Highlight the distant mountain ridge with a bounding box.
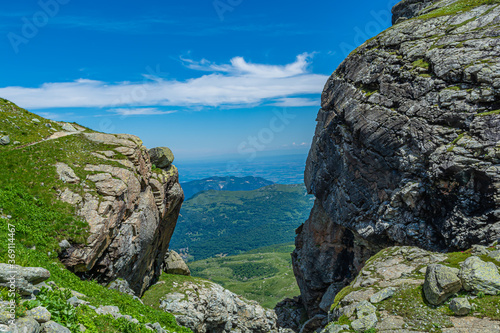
[181,176,274,199]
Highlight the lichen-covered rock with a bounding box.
[320,323,349,333]
[41,321,71,333]
[12,316,40,333]
[154,278,284,333]
[58,132,184,296]
[61,123,78,132]
[149,147,174,169]
[449,297,471,316]
[423,264,462,305]
[369,287,396,303]
[55,163,80,184]
[0,135,10,145]
[488,250,500,261]
[27,306,51,323]
[351,301,377,332]
[107,278,136,296]
[163,250,191,276]
[294,0,500,317]
[458,256,500,295]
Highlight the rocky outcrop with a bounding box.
[294,0,500,318]
[152,278,292,333]
[323,246,500,332]
[163,250,191,276]
[58,132,183,296]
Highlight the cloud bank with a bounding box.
[0,53,326,110]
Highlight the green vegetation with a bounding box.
[0,99,62,149]
[360,85,379,97]
[170,184,313,261]
[419,0,500,19]
[188,243,299,308]
[0,100,190,332]
[142,274,213,309]
[412,59,430,70]
[378,285,453,332]
[474,109,500,117]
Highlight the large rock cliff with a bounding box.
[57,132,183,296]
[293,0,500,318]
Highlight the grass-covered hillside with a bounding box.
[0,99,190,332]
[170,184,314,261]
[188,243,299,309]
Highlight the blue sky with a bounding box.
[0,0,396,161]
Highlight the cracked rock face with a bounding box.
[155,279,289,333]
[294,0,500,317]
[58,133,183,296]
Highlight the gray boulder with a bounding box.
[423,264,462,305]
[321,323,350,333]
[459,256,500,295]
[61,123,78,132]
[449,298,471,316]
[488,250,500,262]
[156,279,282,333]
[163,250,190,276]
[12,317,41,333]
[149,147,174,169]
[41,320,71,333]
[0,264,50,296]
[471,245,489,256]
[369,287,396,303]
[0,136,10,145]
[107,279,136,296]
[351,301,378,332]
[54,163,80,184]
[27,306,51,323]
[67,296,89,307]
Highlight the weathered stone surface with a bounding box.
[107,278,136,296]
[12,317,41,333]
[0,264,50,296]
[488,250,500,262]
[149,147,174,169]
[55,163,79,184]
[163,250,190,276]
[423,264,462,305]
[370,287,396,303]
[27,306,51,323]
[41,320,71,333]
[275,297,308,332]
[156,279,283,333]
[61,123,78,132]
[0,135,10,145]
[66,296,89,307]
[449,297,471,316]
[320,323,350,333]
[294,0,500,319]
[58,132,184,296]
[299,314,327,333]
[458,256,500,295]
[391,0,440,24]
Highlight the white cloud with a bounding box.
[106,108,177,116]
[0,54,326,110]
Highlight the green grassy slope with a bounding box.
[170,184,314,261]
[0,99,190,332]
[188,243,299,309]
